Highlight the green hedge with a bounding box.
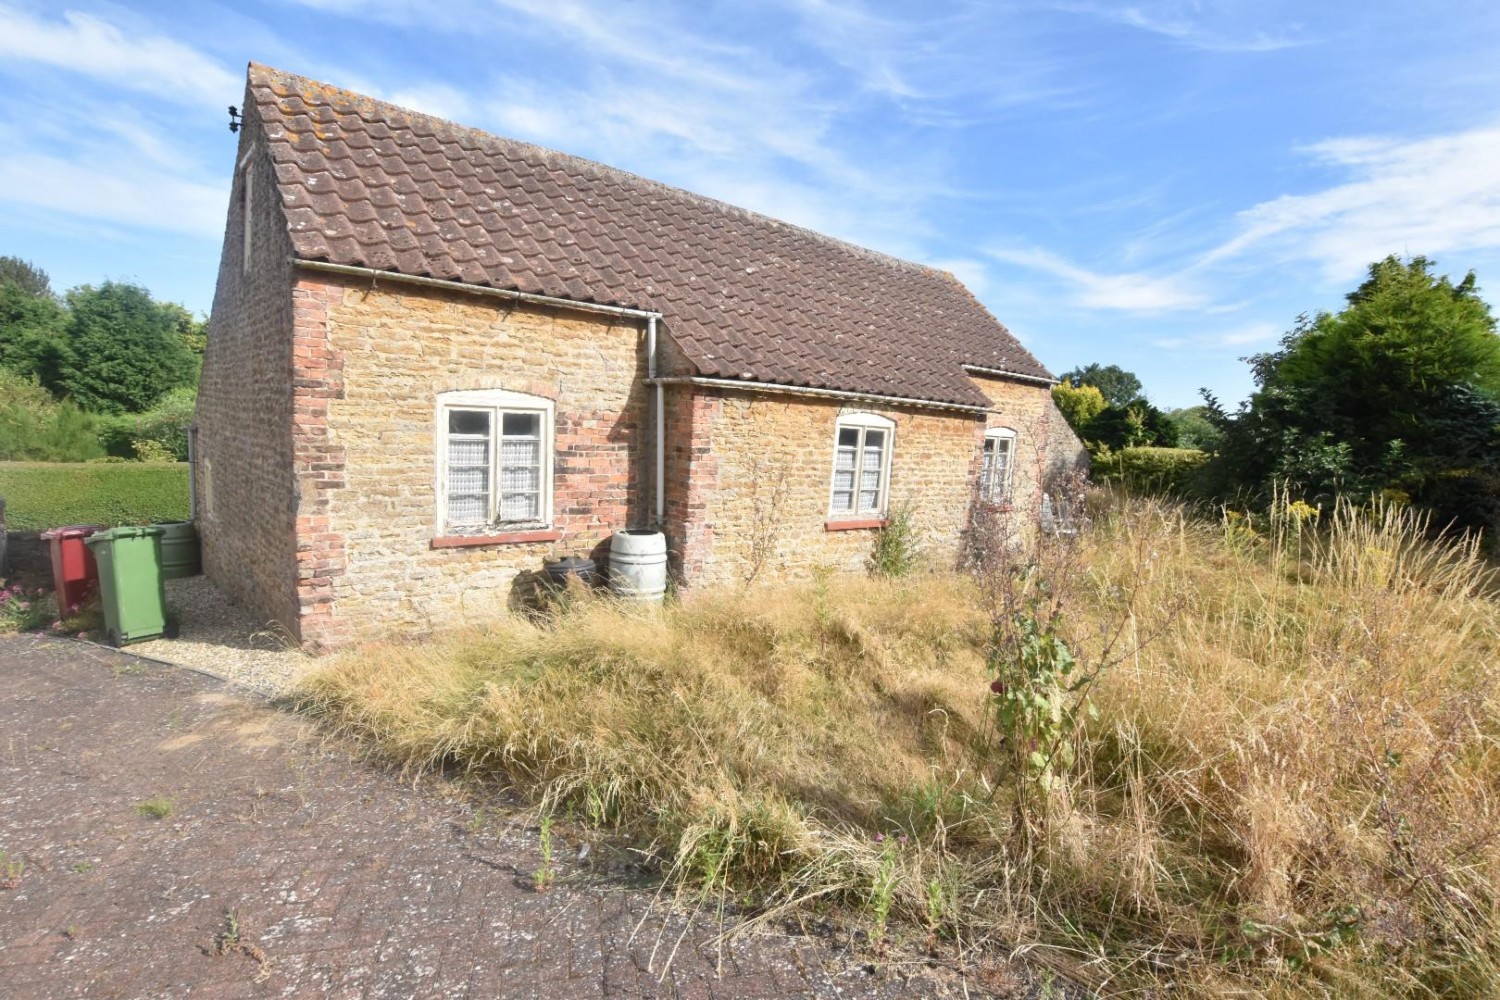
[1096,447,1209,497]
[0,462,190,531]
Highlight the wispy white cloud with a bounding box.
[1202,124,1500,281]
[1058,1,1311,52]
[987,246,1206,312]
[0,151,223,236]
[925,257,991,297]
[0,5,239,106]
[772,0,1083,111]
[385,82,476,124]
[287,0,922,237]
[1151,322,1280,350]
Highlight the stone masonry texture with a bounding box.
[309,274,653,643]
[194,92,302,636]
[668,376,1085,589]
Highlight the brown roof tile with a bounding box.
[247,64,1054,407]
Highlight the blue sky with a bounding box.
[3,1,1499,408]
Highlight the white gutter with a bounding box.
[648,376,992,415]
[293,260,662,322]
[647,316,664,526]
[962,364,1059,387]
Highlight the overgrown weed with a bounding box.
[296,494,1500,996]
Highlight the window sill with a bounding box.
[980,501,1014,513]
[432,529,561,548]
[825,517,889,532]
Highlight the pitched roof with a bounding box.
[247,64,1054,408]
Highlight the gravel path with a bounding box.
[128,575,314,698]
[0,635,993,998]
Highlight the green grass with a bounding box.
[134,797,175,820]
[0,461,189,531]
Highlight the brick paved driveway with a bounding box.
[0,635,1021,999]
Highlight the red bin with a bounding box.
[40,525,102,616]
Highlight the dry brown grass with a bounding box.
[295,496,1500,996]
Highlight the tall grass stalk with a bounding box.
[297,496,1500,995]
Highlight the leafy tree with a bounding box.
[56,282,199,413]
[1053,370,1178,450]
[1059,363,1144,407]
[1051,381,1107,436]
[1165,406,1223,452]
[1209,255,1500,532]
[0,281,67,385]
[160,301,207,357]
[0,255,53,298]
[1089,400,1180,450]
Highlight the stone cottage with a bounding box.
[195,64,1086,649]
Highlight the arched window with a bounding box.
[435,389,555,532]
[828,412,894,517]
[980,428,1016,503]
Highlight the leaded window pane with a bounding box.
[447,494,487,523]
[446,410,491,524]
[503,412,540,438]
[500,437,539,468]
[498,414,543,523]
[500,491,539,521]
[831,422,889,516]
[449,410,490,436]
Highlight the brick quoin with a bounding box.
[290,277,350,651]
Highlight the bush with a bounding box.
[0,372,104,462]
[869,501,920,576]
[97,388,196,461]
[1095,446,1208,497]
[0,462,189,531]
[129,388,195,461]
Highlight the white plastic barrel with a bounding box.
[608,529,667,602]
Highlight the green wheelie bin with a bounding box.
[85,526,174,647]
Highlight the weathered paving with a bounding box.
[0,635,1025,998]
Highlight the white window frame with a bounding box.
[434,389,555,533]
[827,412,895,518]
[980,428,1016,504]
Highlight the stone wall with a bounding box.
[670,376,1084,588]
[672,389,985,588]
[193,99,301,634]
[3,532,48,581]
[970,373,1088,510]
[300,276,650,643]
